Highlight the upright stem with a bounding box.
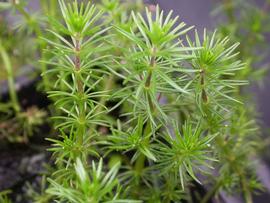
[201,181,222,203]
[200,69,208,103]
[145,48,156,111]
[239,170,253,203]
[135,47,156,174]
[40,0,57,17]
[214,136,253,203]
[0,41,20,113]
[49,0,58,17]
[134,120,152,173]
[74,37,86,146]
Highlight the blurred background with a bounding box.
[151,0,270,130]
[154,1,270,202]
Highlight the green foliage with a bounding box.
[0,30,47,142]
[40,0,264,202]
[43,0,109,163]
[47,158,140,203]
[111,5,195,127]
[107,116,157,161]
[186,30,247,115]
[155,121,218,189]
[0,0,266,202]
[212,0,270,84]
[0,191,12,203]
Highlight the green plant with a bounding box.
[0,190,12,203]
[40,1,265,203]
[209,1,270,202]
[0,16,35,82]
[212,0,270,84]
[0,37,47,142]
[0,0,54,142]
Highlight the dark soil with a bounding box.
[0,78,52,202]
[0,143,50,202]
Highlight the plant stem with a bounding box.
[239,170,253,203]
[40,0,57,17]
[134,120,152,173]
[144,48,156,111]
[49,0,58,17]
[134,47,156,174]
[0,41,20,113]
[200,69,208,103]
[74,37,85,146]
[201,181,222,203]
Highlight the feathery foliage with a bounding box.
[39,0,264,202]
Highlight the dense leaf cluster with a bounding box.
[0,0,265,202]
[39,1,265,202]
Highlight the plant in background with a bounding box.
[207,0,270,202]
[0,0,58,142]
[213,0,270,83]
[41,1,264,203]
[0,16,35,82]
[0,36,47,142]
[0,0,61,90]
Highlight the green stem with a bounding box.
[74,38,85,146]
[134,154,146,174]
[201,181,222,203]
[134,120,152,173]
[40,0,48,15]
[215,136,253,203]
[134,47,156,174]
[49,0,58,17]
[40,0,57,17]
[239,171,253,203]
[0,41,20,113]
[200,69,208,103]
